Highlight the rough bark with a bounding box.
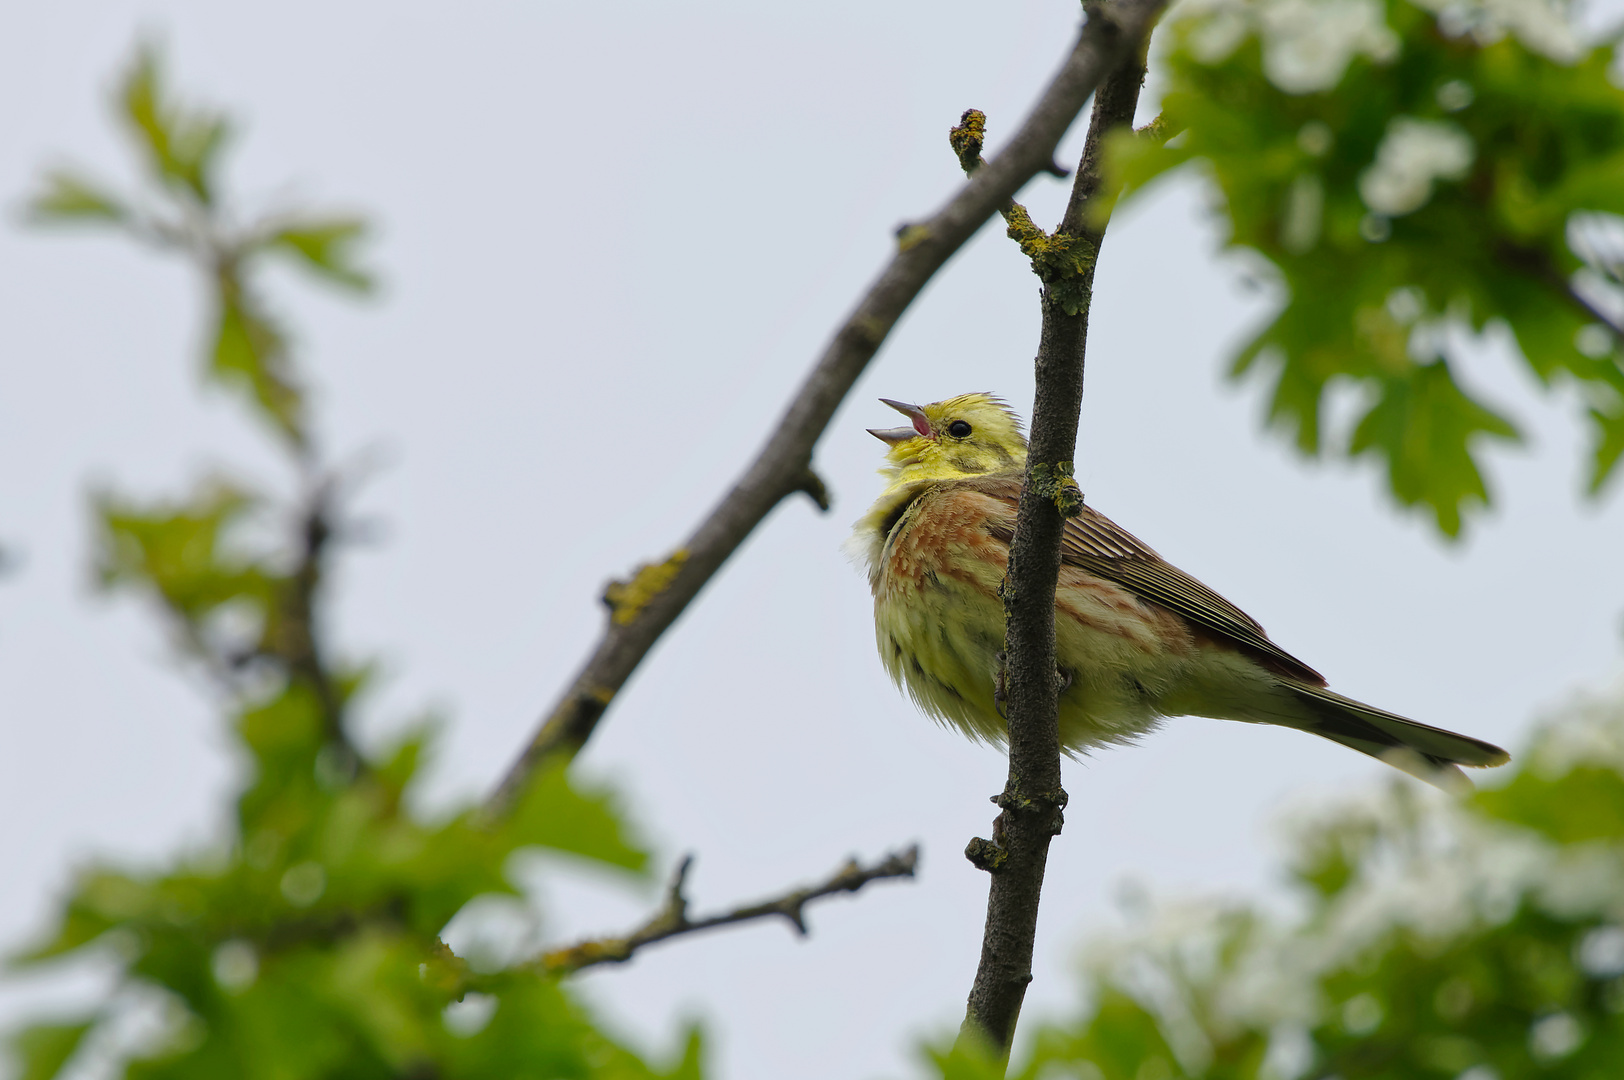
[958,8,1154,1053]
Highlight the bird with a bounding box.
[847,392,1509,791]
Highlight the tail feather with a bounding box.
[1284,684,1509,793]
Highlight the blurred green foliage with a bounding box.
[1111,0,1624,535]
[18,8,1624,1078]
[9,47,704,1080]
[926,687,1624,1079]
[30,44,373,449]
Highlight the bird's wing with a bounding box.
[969,473,1327,686]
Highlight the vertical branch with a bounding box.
[484,0,1169,819]
[959,6,1153,1055]
[274,478,360,765]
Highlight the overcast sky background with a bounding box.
[4,2,1624,1078]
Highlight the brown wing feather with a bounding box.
[964,472,1326,686]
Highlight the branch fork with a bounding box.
[487,0,1172,819]
[957,1,1161,1054]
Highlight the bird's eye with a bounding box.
[947,420,973,438]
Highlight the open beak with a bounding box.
[868,398,932,444]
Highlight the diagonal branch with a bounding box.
[1496,238,1624,343]
[278,480,349,748]
[957,1,1158,1055]
[1565,279,1624,342]
[485,0,1170,817]
[532,846,919,976]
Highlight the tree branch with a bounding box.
[485,0,1169,817]
[278,480,352,751]
[958,4,1156,1055]
[532,846,919,976]
[1496,238,1624,343]
[1566,280,1624,342]
[950,108,1052,245]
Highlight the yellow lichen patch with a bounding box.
[950,108,987,173]
[1029,461,1082,517]
[603,549,689,625]
[539,936,631,975]
[1002,203,1050,259]
[896,224,933,252]
[998,206,1099,315]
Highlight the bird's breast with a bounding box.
[879,489,1009,597]
[866,485,1199,751]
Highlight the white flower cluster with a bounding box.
[1173,0,1584,98]
[1174,0,1399,93]
[1076,683,1624,1072]
[1524,678,1624,779]
[1411,0,1582,64]
[1358,116,1475,216]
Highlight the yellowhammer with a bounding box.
[849,392,1508,790]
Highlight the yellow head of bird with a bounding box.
[868,393,1028,486]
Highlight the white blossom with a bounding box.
[1173,0,1399,93]
[1358,117,1475,216]
[1412,0,1582,64]
[1074,685,1624,1041]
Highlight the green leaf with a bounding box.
[26,37,709,1080]
[374,720,436,802]
[923,1032,1007,1080]
[1477,765,1624,843]
[95,481,275,629]
[665,1026,707,1080]
[1589,399,1624,493]
[10,1020,95,1080]
[1095,124,1196,229]
[1069,992,1184,1080]
[444,978,705,1079]
[209,276,305,444]
[1123,0,1624,535]
[1348,360,1519,537]
[27,170,127,224]
[264,218,375,293]
[500,760,646,872]
[120,43,229,204]
[8,868,162,969]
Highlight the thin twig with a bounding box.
[484,0,1169,818]
[273,477,366,773]
[533,846,920,976]
[957,2,1157,1056]
[1567,282,1624,341]
[950,109,1050,231]
[1496,239,1624,342]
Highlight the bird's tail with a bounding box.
[1283,684,1510,794]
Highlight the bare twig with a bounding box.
[950,108,1056,264]
[533,846,920,976]
[271,478,364,771]
[1566,282,1624,342]
[485,0,1169,817]
[1496,239,1624,342]
[957,3,1157,1055]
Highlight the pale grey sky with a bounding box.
[3,3,1624,1079]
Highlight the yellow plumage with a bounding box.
[849,393,1509,789]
